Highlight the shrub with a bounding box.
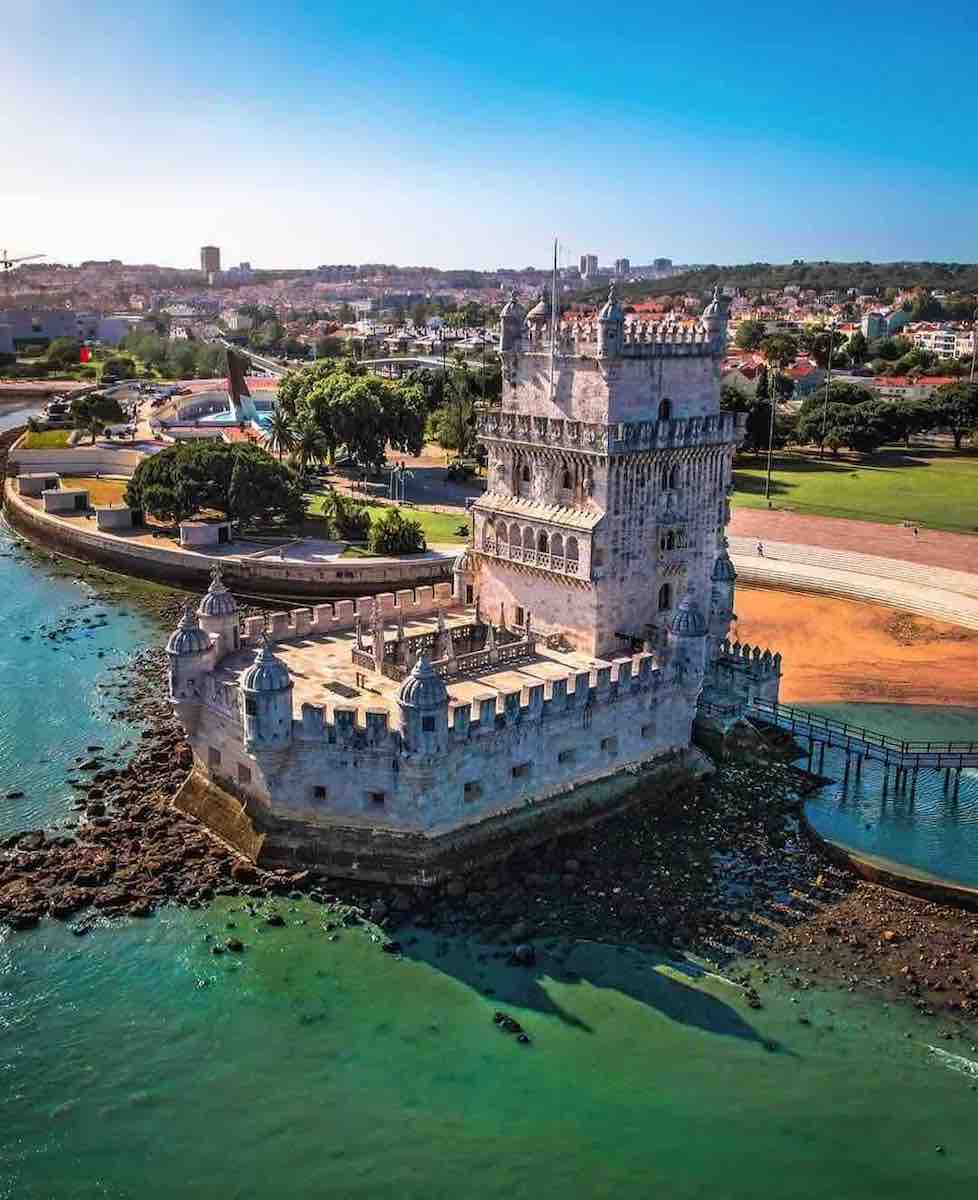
[368,507,426,555]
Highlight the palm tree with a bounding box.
[759,334,798,502]
[265,408,297,461]
[294,419,329,473]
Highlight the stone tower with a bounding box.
[473,283,739,658]
[197,565,239,658]
[240,636,294,752]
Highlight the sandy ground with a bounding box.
[732,586,978,706]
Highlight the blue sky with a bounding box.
[5,0,978,269]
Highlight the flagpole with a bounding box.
[548,237,558,401]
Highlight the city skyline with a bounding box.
[6,1,978,270]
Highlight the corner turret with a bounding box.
[701,285,730,354]
[498,289,525,353]
[241,635,293,752]
[597,283,624,359]
[166,605,215,700]
[709,537,737,651]
[197,565,239,659]
[397,654,449,756]
[668,587,708,700]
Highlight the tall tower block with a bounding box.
[472,285,741,658]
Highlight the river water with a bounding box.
[3,519,978,1196]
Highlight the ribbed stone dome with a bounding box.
[703,285,725,318]
[242,637,291,693]
[198,566,237,618]
[670,590,707,637]
[711,548,736,583]
[500,289,524,319]
[167,607,210,656]
[598,283,623,322]
[525,292,551,324]
[398,655,448,709]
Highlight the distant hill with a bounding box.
[580,262,978,302]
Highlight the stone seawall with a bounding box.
[3,478,453,598]
[175,750,710,885]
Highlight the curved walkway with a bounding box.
[731,538,978,631]
[729,508,977,575]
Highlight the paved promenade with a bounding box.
[730,537,978,632]
[729,508,977,575]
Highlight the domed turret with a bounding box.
[198,565,240,657]
[670,589,707,638]
[525,290,551,327]
[597,283,624,359]
[242,636,291,693]
[711,542,736,583]
[167,605,210,657]
[701,285,729,350]
[166,606,214,701]
[241,636,293,751]
[397,655,449,755]
[498,289,525,353]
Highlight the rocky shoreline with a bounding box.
[1,524,977,1041]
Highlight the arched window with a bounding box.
[497,523,508,545]
[482,520,494,549]
[537,530,549,553]
[561,469,572,490]
[551,533,564,558]
[509,522,520,547]
[520,464,531,483]
[522,526,535,550]
[661,465,671,491]
[669,464,681,490]
[566,536,579,562]
[665,531,675,551]
[658,583,672,611]
[658,398,672,421]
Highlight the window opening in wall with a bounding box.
[463,781,483,802]
[558,747,577,764]
[368,791,386,806]
[313,785,327,801]
[465,584,474,604]
[561,470,572,489]
[512,762,531,779]
[208,747,221,767]
[514,606,525,628]
[601,735,619,754]
[520,465,530,482]
[658,582,672,611]
[238,763,252,785]
[658,398,672,420]
[245,697,257,715]
[641,723,654,738]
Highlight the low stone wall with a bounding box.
[9,446,145,477]
[4,478,453,597]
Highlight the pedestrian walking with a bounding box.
[756,541,764,557]
[912,526,919,539]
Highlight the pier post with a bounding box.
[944,767,951,793]
[843,755,851,787]
[855,755,863,781]
[882,764,890,800]
[817,742,825,774]
[953,769,962,800]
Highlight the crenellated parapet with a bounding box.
[717,639,782,681]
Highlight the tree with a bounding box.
[266,408,297,460]
[46,337,82,369]
[806,327,847,370]
[126,442,304,528]
[932,382,978,450]
[294,418,329,472]
[754,364,769,402]
[101,355,136,382]
[733,319,765,351]
[368,507,426,555]
[847,330,869,364]
[759,334,798,498]
[317,491,371,540]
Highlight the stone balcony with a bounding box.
[476,409,741,456]
[481,538,582,578]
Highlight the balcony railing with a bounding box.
[482,539,581,576]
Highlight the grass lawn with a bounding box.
[732,447,978,534]
[306,495,469,550]
[22,430,73,449]
[60,476,129,506]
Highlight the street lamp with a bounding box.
[970,304,978,384]
[818,321,837,459]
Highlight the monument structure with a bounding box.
[167,288,780,881]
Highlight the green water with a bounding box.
[3,531,978,1196]
[804,703,978,889]
[5,903,978,1199]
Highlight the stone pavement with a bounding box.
[730,508,977,575]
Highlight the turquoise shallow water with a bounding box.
[803,703,978,889]
[3,534,978,1196]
